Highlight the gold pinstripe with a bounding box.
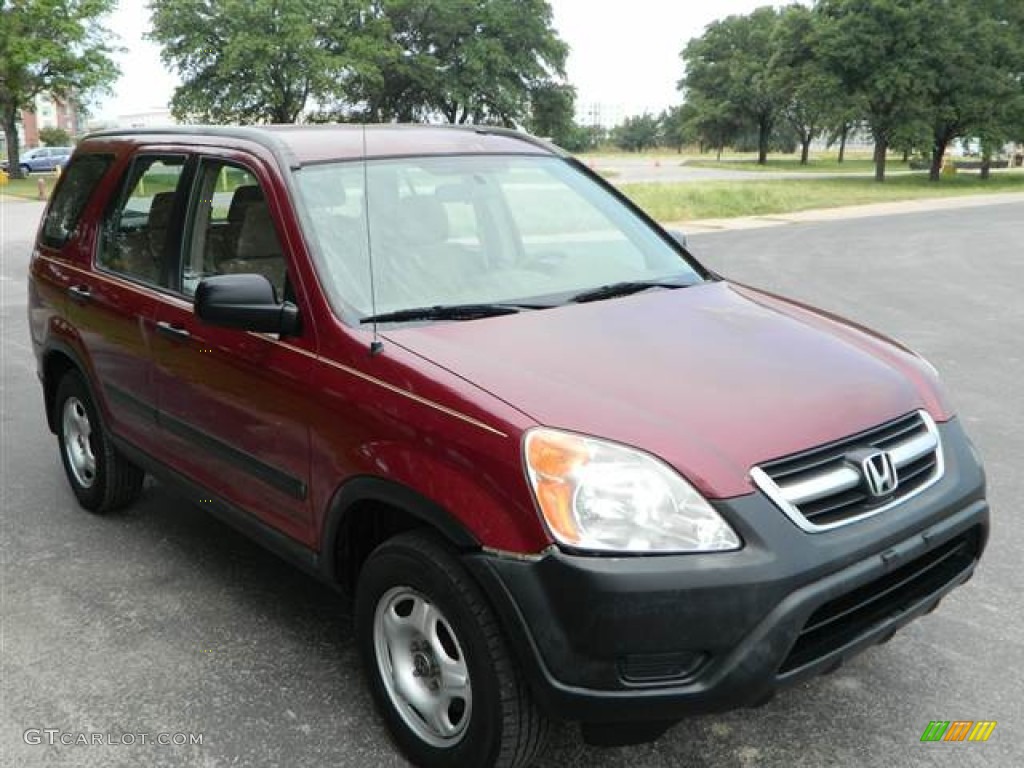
[39,254,508,438]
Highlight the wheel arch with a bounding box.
[321,476,481,595]
[41,343,92,434]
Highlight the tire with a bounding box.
[19,164,31,176]
[54,370,144,513]
[356,530,550,768]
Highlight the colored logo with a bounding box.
[920,721,997,742]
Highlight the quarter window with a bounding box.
[40,154,112,247]
[99,156,187,286]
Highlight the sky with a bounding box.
[96,0,769,121]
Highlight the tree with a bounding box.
[612,113,660,153]
[824,110,861,164]
[659,103,699,153]
[773,5,842,165]
[39,125,72,146]
[686,94,742,158]
[817,0,936,181]
[0,0,118,179]
[920,0,1024,180]
[148,0,357,123]
[527,82,576,146]
[348,0,568,125]
[682,7,787,165]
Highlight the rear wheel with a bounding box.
[356,530,550,768]
[19,164,30,176]
[55,371,144,513]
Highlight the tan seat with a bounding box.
[217,200,287,297]
[225,184,263,253]
[146,191,177,262]
[108,192,177,284]
[382,195,474,298]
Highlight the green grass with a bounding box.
[0,174,60,200]
[1,170,182,202]
[621,171,1024,222]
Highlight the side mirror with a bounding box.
[194,274,300,336]
[668,230,688,249]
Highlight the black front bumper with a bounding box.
[464,417,988,724]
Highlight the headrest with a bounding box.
[147,191,176,229]
[228,185,264,222]
[236,201,282,260]
[397,196,449,245]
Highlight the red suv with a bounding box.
[29,126,988,767]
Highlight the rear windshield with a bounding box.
[40,154,113,247]
[294,154,703,319]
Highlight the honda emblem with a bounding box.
[862,451,898,496]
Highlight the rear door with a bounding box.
[69,153,191,456]
[151,155,317,545]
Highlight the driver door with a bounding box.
[150,156,318,546]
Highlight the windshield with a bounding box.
[294,154,703,319]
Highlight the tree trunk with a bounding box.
[980,155,991,180]
[838,123,849,164]
[3,111,23,180]
[902,148,910,163]
[929,140,947,182]
[800,134,811,165]
[757,119,769,165]
[873,136,888,182]
[716,143,723,161]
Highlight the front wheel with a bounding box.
[356,530,550,768]
[19,164,31,176]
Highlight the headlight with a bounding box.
[523,428,741,553]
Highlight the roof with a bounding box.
[82,124,563,167]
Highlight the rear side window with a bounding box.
[99,156,187,287]
[40,154,113,247]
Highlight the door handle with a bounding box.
[67,284,91,303]
[156,321,191,341]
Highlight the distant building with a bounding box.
[106,108,177,130]
[21,93,85,146]
[0,93,86,157]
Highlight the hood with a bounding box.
[386,281,950,499]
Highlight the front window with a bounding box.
[294,155,703,320]
[180,161,288,299]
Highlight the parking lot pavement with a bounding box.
[3,198,1022,767]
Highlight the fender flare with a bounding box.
[319,475,480,583]
[40,339,96,433]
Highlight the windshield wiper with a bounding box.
[570,280,690,304]
[360,303,532,324]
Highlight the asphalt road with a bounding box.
[2,198,1022,767]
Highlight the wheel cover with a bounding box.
[373,586,473,747]
[62,396,97,489]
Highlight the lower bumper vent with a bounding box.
[780,526,980,673]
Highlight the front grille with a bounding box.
[752,411,942,530]
[779,526,980,673]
